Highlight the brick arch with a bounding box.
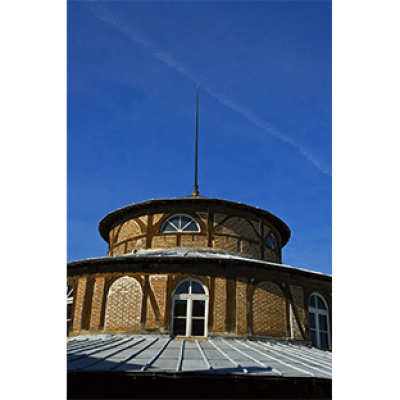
[252,281,286,337]
[104,276,143,332]
[117,219,142,242]
[220,217,258,241]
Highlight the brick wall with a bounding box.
[90,277,105,331]
[146,275,168,331]
[68,271,322,343]
[180,234,208,248]
[104,277,143,332]
[72,277,87,332]
[214,235,239,253]
[107,210,282,263]
[236,277,248,334]
[118,220,141,241]
[289,285,306,340]
[213,277,227,333]
[252,281,287,337]
[152,235,177,249]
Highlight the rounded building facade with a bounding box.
[98,197,290,263]
[67,197,331,350]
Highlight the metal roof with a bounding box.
[67,335,331,379]
[67,249,332,278]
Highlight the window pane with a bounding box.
[310,330,317,347]
[173,318,186,336]
[163,222,177,232]
[309,312,316,329]
[169,216,181,229]
[67,304,73,320]
[317,296,327,310]
[175,282,190,294]
[191,282,205,294]
[173,300,187,317]
[182,221,199,232]
[160,215,199,233]
[309,295,315,308]
[320,332,328,349]
[191,319,205,336]
[180,216,191,228]
[192,300,205,317]
[318,314,328,332]
[267,235,276,250]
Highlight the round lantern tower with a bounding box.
[98,196,290,262]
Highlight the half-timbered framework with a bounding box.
[67,196,332,399]
[68,197,331,346]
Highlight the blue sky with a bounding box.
[67,0,332,274]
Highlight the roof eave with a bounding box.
[67,253,331,280]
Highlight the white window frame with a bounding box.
[170,277,209,337]
[160,214,200,233]
[308,292,331,350]
[66,285,74,323]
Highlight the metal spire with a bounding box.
[193,85,200,196]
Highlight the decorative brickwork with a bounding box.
[236,277,248,334]
[289,285,306,340]
[72,277,87,332]
[221,217,258,240]
[213,277,227,333]
[214,235,239,252]
[181,234,207,248]
[68,197,331,347]
[252,281,286,337]
[90,277,105,331]
[118,220,141,241]
[146,275,168,330]
[104,276,143,332]
[152,235,177,249]
[105,201,284,263]
[67,267,330,344]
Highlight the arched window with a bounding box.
[160,214,200,233]
[67,284,73,335]
[266,234,277,251]
[171,278,208,337]
[308,293,331,350]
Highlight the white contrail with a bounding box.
[84,1,331,177]
[203,85,332,176]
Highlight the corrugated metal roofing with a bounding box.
[67,335,331,379]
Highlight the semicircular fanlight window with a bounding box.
[160,214,200,233]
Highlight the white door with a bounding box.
[171,278,208,337]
